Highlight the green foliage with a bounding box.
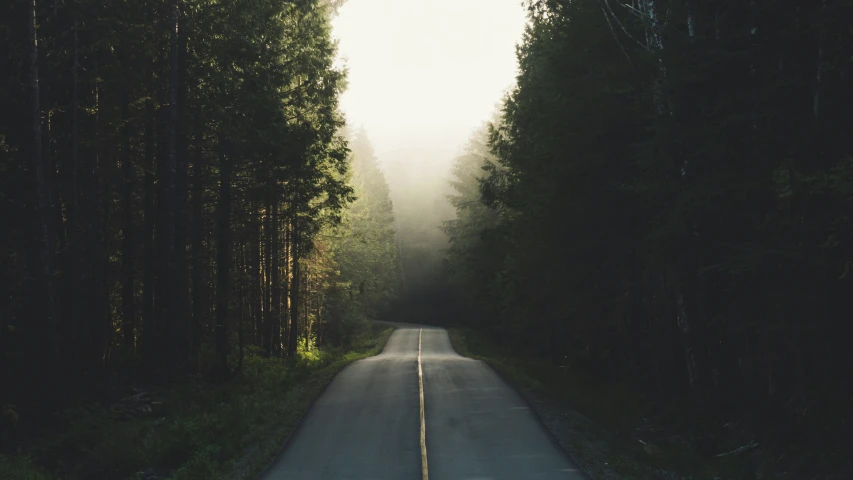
[442,123,507,328]
[0,0,376,428]
[9,326,391,480]
[449,328,771,480]
[0,455,53,480]
[446,0,853,477]
[321,130,400,343]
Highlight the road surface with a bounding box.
[261,324,585,480]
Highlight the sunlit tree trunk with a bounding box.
[282,218,290,352]
[288,217,301,358]
[304,269,311,350]
[271,201,281,356]
[264,194,273,356]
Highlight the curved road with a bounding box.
[262,324,584,480]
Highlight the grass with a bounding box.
[447,327,766,480]
[0,325,393,480]
[0,455,52,480]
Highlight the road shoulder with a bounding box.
[228,325,397,480]
[446,328,678,480]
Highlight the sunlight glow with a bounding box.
[332,0,527,159]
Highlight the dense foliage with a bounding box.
[325,129,399,341]
[446,0,853,467]
[0,0,397,450]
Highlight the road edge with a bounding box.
[444,328,594,480]
[418,329,429,480]
[247,325,397,480]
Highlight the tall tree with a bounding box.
[446,4,853,475]
[0,0,394,432]
[28,0,59,369]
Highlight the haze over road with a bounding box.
[262,324,584,480]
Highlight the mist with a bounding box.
[331,0,527,293]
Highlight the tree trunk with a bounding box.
[316,291,323,346]
[304,269,310,350]
[236,227,245,374]
[93,60,111,377]
[270,201,281,356]
[263,194,273,356]
[282,218,290,353]
[141,95,156,369]
[190,117,205,358]
[29,0,59,366]
[67,13,80,367]
[213,137,232,379]
[288,218,300,358]
[676,287,699,391]
[173,4,189,375]
[814,0,827,122]
[251,203,262,345]
[121,87,136,352]
[159,0,179,379]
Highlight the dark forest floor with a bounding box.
[447,328,850,480]
[0,326,393,480]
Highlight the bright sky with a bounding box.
[332,0,528,160]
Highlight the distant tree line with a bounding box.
[383,150,455,299]
[0,0,397,427]
[446,0,853,442]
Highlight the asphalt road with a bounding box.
[261,324,584,480]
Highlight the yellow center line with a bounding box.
[418,328,429,480]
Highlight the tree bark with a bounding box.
[121,86,136,352]
[93,60,111,377]
[282,218,290,353]
[159,0,179,379]
[236,227,245,374]
[173,4,189,374]
[141,95,156,368]
[814,0,827,122]
[214,137,232,379]
[250,202,262,345]
[29,0,59,366]
[288,218,300,358]
[67,13,80,366]
[190,117,205,357]
[263,194,273,356]
[304,269,310,350]
[141,2,159,377]
[76,58,110,381]
[270,201,281,356]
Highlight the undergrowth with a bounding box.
[0,325,393,480]
[446,327,814,480]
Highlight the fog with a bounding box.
[332,0,527,291]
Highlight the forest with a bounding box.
[1,0,398,476]
[4,0,853,478]
[443,0,853,477]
